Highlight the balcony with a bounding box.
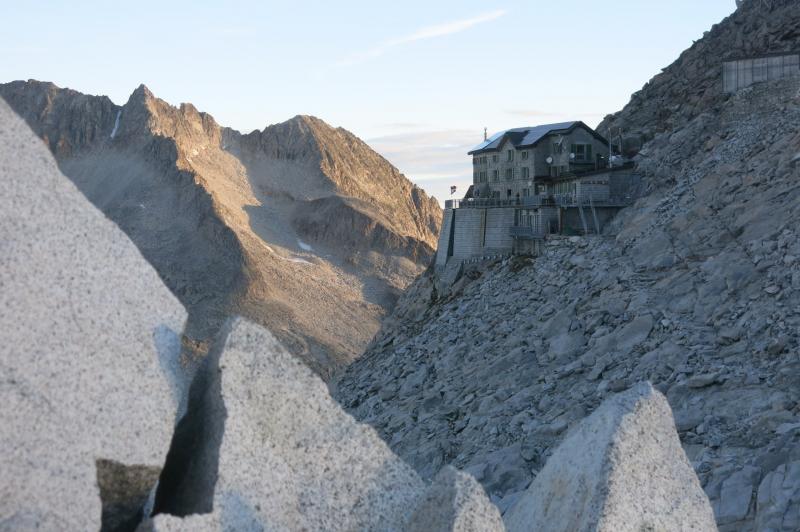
[445,189,637,211]
[447,196,556,209]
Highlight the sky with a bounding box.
[1,0,737,203]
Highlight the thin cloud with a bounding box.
[367,128,481,206]
[367,129,478,195]
[334,10,507,68]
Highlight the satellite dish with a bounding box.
[569,153,576,160]
[546,156,554,164]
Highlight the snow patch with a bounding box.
[263,243,313,266]
[298,240,313,251]
[110,110,121,139]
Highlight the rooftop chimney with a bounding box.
[483,127,488,141]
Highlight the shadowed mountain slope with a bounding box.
[335,2,800,529]
[0,80,441,377]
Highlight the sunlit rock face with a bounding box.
[0,80,441,377]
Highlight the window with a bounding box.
[492,154,499,163]
[492,170,499,181]
[507,149,514,162]
[522,188,530,197]
[482,156,487,164]
[473,157,478,166]
[521,151,529,160]
[571,143,593,162]
[521,167,530,179]
[505,168,514,180]
[474,171,478,181]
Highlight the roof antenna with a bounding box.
[483,127,488,141]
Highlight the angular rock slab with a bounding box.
[504,382,717,532]
[406,466,506,532]
[0,98,186,529]
[145,319,502,531]
[756,461,800,531]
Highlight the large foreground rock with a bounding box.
[0,98,186,529]
[144,318,502,531]
[504,383,716,532]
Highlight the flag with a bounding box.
[450,185,457,195]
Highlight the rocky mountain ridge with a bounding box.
[0,80,441,376]
[599,0,800,148]
[335,1,800,529]
[1,99,715,530]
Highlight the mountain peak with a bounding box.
[129,83,155,103]
[275,114,332,134]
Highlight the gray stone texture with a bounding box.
[406,466,504,532]
[337,72,800,532]
[146,318,500,531]
[213,318,424,531]
[0,97,186,529]
[503,383,716,532]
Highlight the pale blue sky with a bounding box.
[1,1,736,202]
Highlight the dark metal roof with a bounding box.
[468,121,607,155]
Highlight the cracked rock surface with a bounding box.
[0,98,186,529]
[142,318,502,531]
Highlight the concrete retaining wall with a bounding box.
[435,207,517,264]
[723,54,800,93]
[435,209,455,267]
[452,209,486,260]
[435,201,623,265]
[484,208,515,253]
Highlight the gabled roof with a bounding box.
[468,121,607,155]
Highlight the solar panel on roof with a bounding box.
[468,121,579,154]
[519,122,577,146]
[470,130,506,152]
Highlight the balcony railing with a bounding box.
[447,196,556,209]
[446,193,635,210]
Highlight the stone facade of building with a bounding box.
[470,122,610,201]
